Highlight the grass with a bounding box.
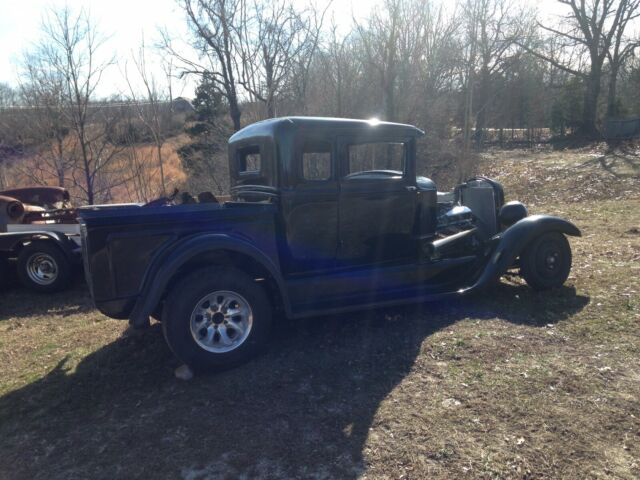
[0,145,639,479]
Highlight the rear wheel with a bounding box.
[162,267,272,372]
[17,242,72,293]
[520,232,572,291]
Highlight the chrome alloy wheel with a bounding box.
[189,290,254,353]
[26,253,58,286]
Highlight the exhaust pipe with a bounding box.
[425,228,477,260]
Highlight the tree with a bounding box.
[0,83,16,108]
[178,76,229,194]
[606,1,640,117]
[30,7,121,204]
[16,56,73,187]
[355,0,403,121]
[238,0,319,118]
[463,0,525,145]
[523,0,640,136]
[125,37,176,195]
[288,3,330,114]
[165,0,246,131]
[307,22,365,117]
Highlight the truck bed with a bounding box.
[78,201,279,319]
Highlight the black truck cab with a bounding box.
[79,117,580,371]
[229,117,426,275]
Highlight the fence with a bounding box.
[604,117,640,139]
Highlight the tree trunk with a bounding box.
[607,63,620,118]
[383,71,396,122]
[78,125,94,205]
[264,47,276,118]
[462,69,474,155]
[156,142,166,196]
[474,67,490,148]
[582,71,601,137]
[229,98,242,132]
[55,137,65,187]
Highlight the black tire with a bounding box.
[520,232,572,291]
[0,258,9,290]
[17,242,72,293]
[162,267,272,372]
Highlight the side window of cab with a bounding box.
[347,142,405,175]
[299,138,333,182]
[340,139,409,182]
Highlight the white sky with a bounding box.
[0,0,559,100]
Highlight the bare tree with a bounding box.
[522,0,640,136]
[606,1,640,116]
[288,2,331,113]
[120,126,160,203]
[15,56,74,187]
[466,0,525,145]
[125,37,176,195]
[165,0,246,131]
[31,7,119,204]
[355,0,403,121]
[0,83,17,108]
[309,22,363,117]
[238,0,315,118]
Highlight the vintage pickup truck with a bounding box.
[79,117,580,371]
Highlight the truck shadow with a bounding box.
[0,282,94,321]
[0,283,589,479]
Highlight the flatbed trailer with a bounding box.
[0,187,81,292]
[0,223,82,292]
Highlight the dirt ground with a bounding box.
[0,145,638,479]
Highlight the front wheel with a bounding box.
[17,242,72,293]
[162,267,272,372]
[520,232,572,291]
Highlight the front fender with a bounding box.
[129,233,289,327]
[464,215,581,293]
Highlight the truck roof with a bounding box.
[229,116,425,144]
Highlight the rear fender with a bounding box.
[466,215,581,292]
[129,233,289,327]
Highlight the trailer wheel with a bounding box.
[520,232,572,291]
[17,242,72,293]
[162,267,272,372]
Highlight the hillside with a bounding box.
[1,134,190,204]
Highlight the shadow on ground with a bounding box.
[581,149,640,178]
[0,283,589,479]
[0,270,93,320]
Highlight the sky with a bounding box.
[0,0,559,100]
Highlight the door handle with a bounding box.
[405,186,417,192]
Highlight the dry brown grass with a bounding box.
[0,146,639,479]
[3,135,189,204]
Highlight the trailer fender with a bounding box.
[0,231,77,260]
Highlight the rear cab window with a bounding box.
[237,145,262,174]
[230,140,278,202]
